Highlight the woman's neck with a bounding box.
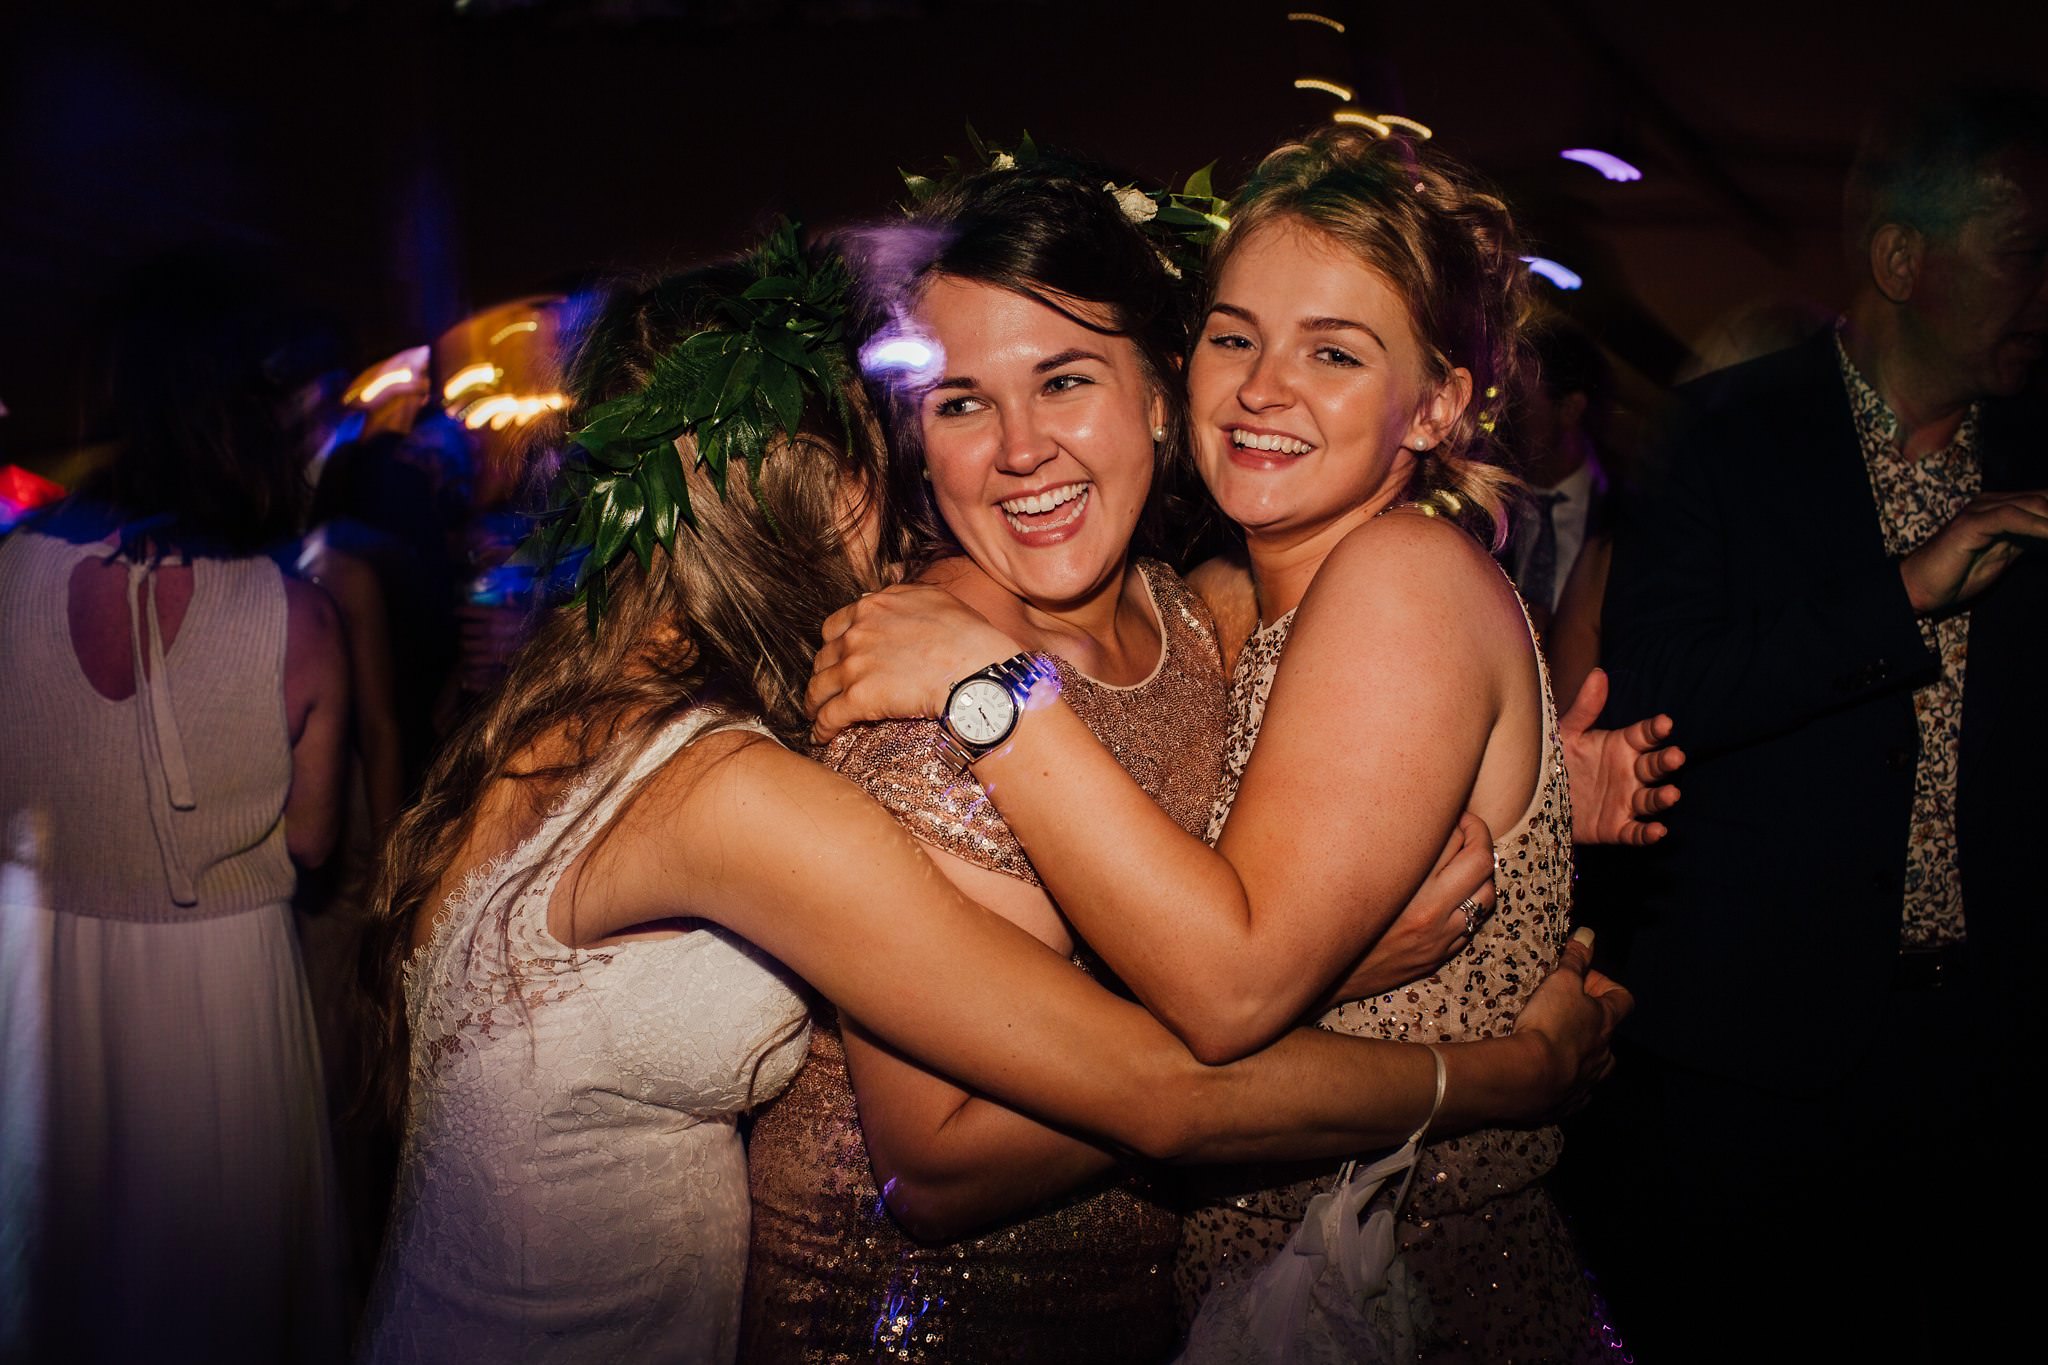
[924,555,1160,686]
[1244,487,1404,624]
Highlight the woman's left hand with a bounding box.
[1559,667,1684,846]
[1324,811,1497,1005]
[809,584,1026,743]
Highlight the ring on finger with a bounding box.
[1456,895,1485,938]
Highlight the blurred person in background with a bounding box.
[1590,88,2048,1361]
[0,250,350,1362]
[1506,314,1615,643]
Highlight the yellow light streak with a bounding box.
[357,368,415,404]
[489,319,540,345]
[1293,77,1355,101]
[1287,11,1346,32]
[462,393,568,431]
[443,363,502,403]
[1376,114,1434,140]
[1333,110,1393,136]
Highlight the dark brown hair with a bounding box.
[82,248,323,556]
[1845,86,2048,263]
[851,159,1198,569]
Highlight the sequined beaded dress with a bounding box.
[741,560,1227,1365]
[1175,597,1606,1365]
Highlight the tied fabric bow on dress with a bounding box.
[125,552,200,906]
[1177,1046,1446,1365]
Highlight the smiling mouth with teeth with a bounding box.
[1231,430,1314,456]
[999,482,1090,533]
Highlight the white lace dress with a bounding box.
[359,712,811,1365]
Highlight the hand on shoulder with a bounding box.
[1187,553,1256,676]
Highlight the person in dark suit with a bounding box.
[1581,88,2048,1362]
[1506,315,1615,633]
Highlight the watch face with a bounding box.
[946,677,1015,746]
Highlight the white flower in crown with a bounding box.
[990,152,1017,171]
[1109,184,1158,224]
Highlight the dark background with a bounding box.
[5,0,2043,471]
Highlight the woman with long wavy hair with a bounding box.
[353,231,1626,1365]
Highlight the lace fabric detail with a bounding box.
[363,710,812,1364]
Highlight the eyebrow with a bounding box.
[1033,347,1111,373]
[923,347,1112,394]
[1209,301,1389,353]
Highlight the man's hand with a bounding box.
[1899,489,2048,615]
[1561,668,1684,846]
[1516,927,1633,1119]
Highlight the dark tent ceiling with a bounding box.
[3,0,2039,464]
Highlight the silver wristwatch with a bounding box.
[938,652,1056,765]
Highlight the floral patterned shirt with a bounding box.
[1836,332,1978,947]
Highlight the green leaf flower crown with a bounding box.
[899,127,1233,282]
[528,219,857,630]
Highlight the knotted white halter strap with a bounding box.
[127,555,199,905]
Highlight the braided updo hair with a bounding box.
[1211,127,1532,549]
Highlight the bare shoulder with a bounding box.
[309,545,383,616]
[1187,553,1257,672]
[1305,509,1521,632]
[636,722,872,851]
[281,575,346,697]
[640,722,805,809]
[283,573,343,647]
[607,718,941,943]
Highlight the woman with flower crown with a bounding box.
[808,129,1669,1361]
[748,146,1667,1362]
[352,229,1627,1365]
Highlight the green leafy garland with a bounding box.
[529,219,856,630]
[529,141,1231,632]
[899,127,1232,281]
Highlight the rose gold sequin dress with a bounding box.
[1175,598,1607,1365]
[740,561,1227,1365]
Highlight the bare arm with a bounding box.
[309,547,405,833]
[1009,519,1523,1060]
[816,517,1524,1061]
[565,729,1624,1174]
[830,834,1491,1242]
[842,849,1119,1242]
[281,577,350,868]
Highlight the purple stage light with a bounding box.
[1560,148,1643,182]
[1522,256,1584,291]
[860,333,941,385]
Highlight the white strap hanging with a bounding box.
[127,556,198,905]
